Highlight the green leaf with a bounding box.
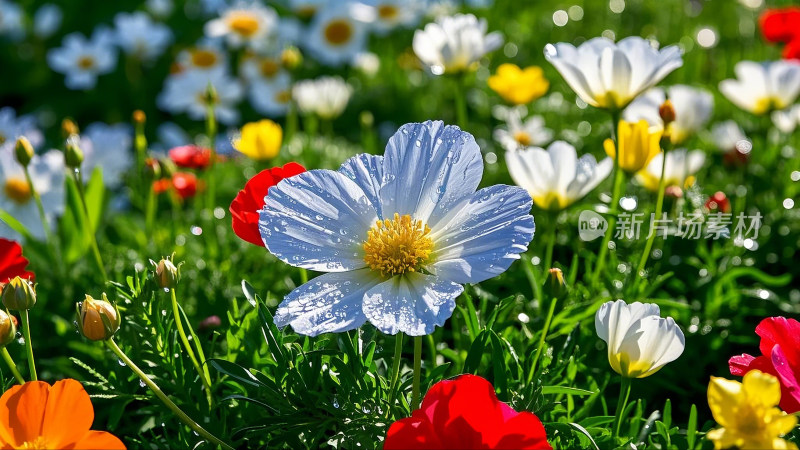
[687,404,698,449]
[208,358,263,388]
[541,386,597,396]
[0,207,34,241]
[84,166,105,232]
[59,174,91,263]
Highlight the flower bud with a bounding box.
[0,310,17,347]
[659,99,676,125]
[545,267,567,298]
[61,118,79,137]
[65,136,84,168]
[15,137,34,167]
[143,157,161,180]
[204,83,218,105]
[133,110,146,125]
[1,276,37,311]
[280,46,302,69]
[154,257,179,289]
[77,294,120,341]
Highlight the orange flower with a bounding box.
[0,379,125,449]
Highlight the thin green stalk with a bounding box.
[633,146,670,294]
[71,169,108,282]
[1,348,25,384]
[145,184,156,238]
[411,336,422,410]
[299,268,309,284]
[386,333,404,417]
[453,74,468,129]
[23,168,56,255]
[592,159,625,284]
[613,376,633,439]
[425,334,437,370]
[527,296,557,384]
[171,289,213,407]
[205,97,218,212]
[19,310,36,381]
[106,339,234,450]
[543,212,558,270]
[285,102,299,142]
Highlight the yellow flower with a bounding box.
[603,120,661,174]
[707,370,798,450]
[488,64,549,105]
[234,120,283,161]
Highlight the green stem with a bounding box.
[145,184,156,238]
[527,296,557,384]
[205,99,218,212]
[72,170,108,283]
[386,333,404,416]
[106,339,234,450]
[453,74,468,129]
[633,146,670,294]
[543,212,557,270]
[411,336,422,410]
[592,156,626,285]
[1,347,25,384]
[171,289,213,407]
[613,376,633,439]
[19,310,36,381]
[23,168,57,260]
[299,268,309,284]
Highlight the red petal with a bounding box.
[384,416,443,449]
[756,317,800,367]
[0,238,35,284]
[729,353,756,376]
[772,345,800,413]
[760,8,800,43]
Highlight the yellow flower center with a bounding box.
[191,49,218,68]
[228,13,260,37]
[0,133,6,145]
[513,131,531,146]
[324,19,353,46]
[20,436,50,449]
[4,178,31,204]
[260,59,280,78]
[275,90,292,103]
[378,5,399,20]
[77,56,95,69]
[363,213,433,276]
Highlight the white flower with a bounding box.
[293,76,352,120]
[47,27,118,90]
[771,104,800,134]
[249,72,292,117]
[0,148,65,241]
[506,141,612,211]
[146,0,174,18]
[157,69,244,125]
[363,0,423,35]
[113,12,173,62]
[493,108,552,152]
[260,121,535,336]
[413,13,502,75]
[544,36,683,110]
[0,0,24,40]
[352,52,380,77]
[0,108,43,152]
[623,85,713,144]
[719,60,800,115]
[303,2,369,67]
[595,300,685,378]
[204,3,279,51]
[176,41,227,73]
[80,123,134,188]
[33,4,62,39]
[241,54,286,84]
[288,0,328,18]
[635,148,705,192]
[710,120,750,154]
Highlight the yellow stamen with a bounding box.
[77,56,95,69]
[4,178,31,204]
[377,5,399,20]
[324,19,353,46]
[363,213,434,276]
[275,90,292,103]
[228,13,260,37]
[191,49,218,68]
[513,131,531,146]
[260,59,280,78]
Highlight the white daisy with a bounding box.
[413,13,502,75]
[719,60,800,115]
[33,4,62,39]
[635,149,705,192]
[303,2,369,67]
[363,0,423,35]
[710,121,750,154]
[0,108,43,153]
[249,72,292,117]
[157,69,244,125]
[0,148,65,241]
[0,0,24,40]
[544,36,683,110]
[293,76,352,120]
[113,12,173,62]
[493,108,552,152]
[204,2,279,51]
[47,27,118,90]
[241,53,287,84]
[623,85,714,144]
[176,40,227,74]
[352,51,380,77]
[80,123,134,188]
[260,120,535,336]
[506,141,612,211]
[772,104,800,133]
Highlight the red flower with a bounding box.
[169,145,212,169]
[384,375,551,450]
[229,163,306,246]
[784,38,800,60]
[153,173,200,199]
[0,239,34,285]
[729,317,800,413]
[705,191,730,213]
[760,8,800,43]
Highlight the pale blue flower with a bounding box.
[259,121,535,336]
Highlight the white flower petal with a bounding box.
[338,153,384,217]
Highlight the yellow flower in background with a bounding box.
[234,119,283,161]
[603,120,661,174]
[707,370,798,450]
[488,64,549,105]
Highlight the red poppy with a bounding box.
[152,173,200,199]
[784,38,800,60]
[169,145,212,170]
[0,239,34,285]
[761,8,800,43]
[729,317,800,413]
[384,375,551,450]
[705,192,730,213]
[229,162,306,246]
